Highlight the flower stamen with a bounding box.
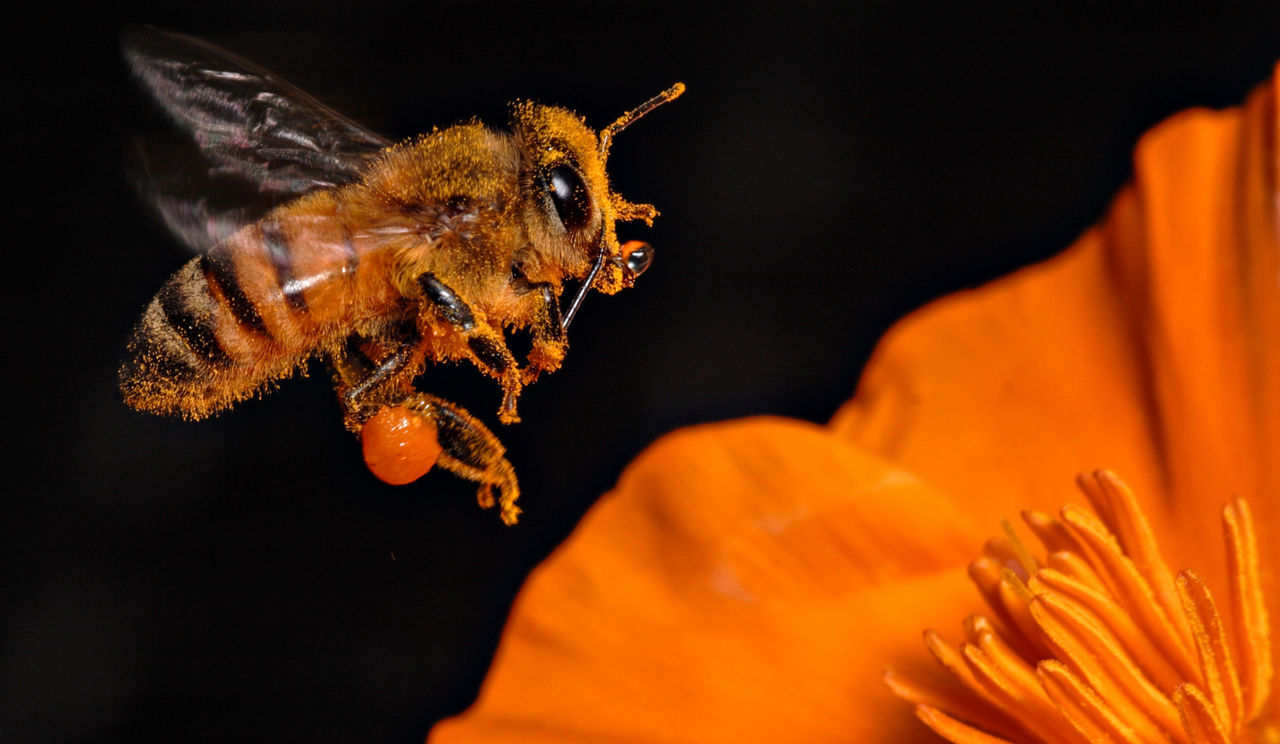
[960,638,1077,744]
[916,704,1022,744]
[1003,518,1042,577]
[1060,504,1203,686]
[1031,567,1186,695]
[889,471,1272,744]
[1179,570,1245,736]
[1030,591,1181,743]
[1036,659,1141,744]
[1224,498,1272,721]
[1173,683,1231,744]
[1077,472,1196,661]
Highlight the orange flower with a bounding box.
[428,64,1280,743]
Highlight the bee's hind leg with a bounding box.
[330,335,521,523]
[397,393,521,525]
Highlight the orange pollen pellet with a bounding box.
[361,406,443,486]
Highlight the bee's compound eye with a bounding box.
[625,241,654,277]
[547,164,593,232]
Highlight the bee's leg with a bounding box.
[514,280,568,385]
[417,273,524,424]
[331,336,416,430]
[344,348,407,403]
[333,344,521,523]
[399,393,521,525]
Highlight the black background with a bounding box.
[6,2,1280,742]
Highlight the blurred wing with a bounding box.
[123,26,392,251]
[126,134,275,252]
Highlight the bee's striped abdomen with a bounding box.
[120,190,404,419]
[120,256,249,418]
[200,246,270,338]
[261,217,310,313]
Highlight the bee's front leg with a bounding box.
[417,273,523,423]
[513,280,568,385]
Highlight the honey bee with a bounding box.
[119,27,683,524]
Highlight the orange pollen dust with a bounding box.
[888,471,1276,744]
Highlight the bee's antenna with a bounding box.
[567,83,683,330]
[561,249,606,331]
[599,83,685,160]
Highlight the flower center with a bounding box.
[888,470,1276,744]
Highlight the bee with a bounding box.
[119,27,683,524]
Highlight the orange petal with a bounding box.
[830,65,1280,571]
[431,418,986,742]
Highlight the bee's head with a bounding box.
[512,83,683,329]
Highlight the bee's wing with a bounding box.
[126,134,281,253]
[123,26,392,251]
